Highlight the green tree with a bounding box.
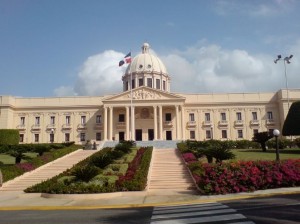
[252,132,273,152]
[282,101,300,136]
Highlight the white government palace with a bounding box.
[0,43,300,144]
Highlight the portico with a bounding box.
[102,87,185,141]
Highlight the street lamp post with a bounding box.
[274,54,293,110]
[50,128,54,144]
[273,129,280,162]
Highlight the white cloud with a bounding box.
[54,50,125,96]
[162,42,300,94]
[214,0,295,17]
[54,41,300,96]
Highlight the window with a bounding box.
[267,111,273,120]
[253,129,259,135]
[65,133,70,142]
[19,134,24,143]
[139,78,143,87]
[220,113,226,121]
[50,133,54,143]
[125,81,129,91]
[66,116,71,124]
[96,115,102,124]
[189,113,195,122]
[34,134,39,143]
[190,131,195,140]
[35,117,40,125]
[236,112,242,121]
[20,117,25,125]
[132,79,135,89]
[206,130,211,139]
[163,80,166,90]
[165,113,172,121]
[119,114,125,122]
[50,116,55,125]
[237,130,243,138]
[96,132,101,141]
[147,78,152,88]
[205,113,210,121]
[252,112,258,120]
[222,130,227,139]
[81,116,86,124]
[156,79,160,89]
[80,133,86,142]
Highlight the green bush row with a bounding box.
[0,129,19,145]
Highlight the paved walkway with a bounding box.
[1,187,300,209]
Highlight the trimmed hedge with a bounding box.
[0,129,19,145]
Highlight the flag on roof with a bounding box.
[119,52,131,67]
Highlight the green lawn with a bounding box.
[0,152,39,165]
[232,148,300,161]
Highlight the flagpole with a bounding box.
[130,70,133,141]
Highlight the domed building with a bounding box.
[0,43,299,144]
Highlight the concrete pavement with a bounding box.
[1,186,300,210]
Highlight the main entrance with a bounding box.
[136,129,142,141]
[166,131,172,140]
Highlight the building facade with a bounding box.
[0,43,299,144]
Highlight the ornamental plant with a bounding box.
[190,159,300,195]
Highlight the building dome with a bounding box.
[125,43,168,75]
[122,43,171,92]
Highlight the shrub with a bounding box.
[191,159,300,195]
[295,138,300,148]
[0,129,19,145]
[182,153,197,163]
[114,142,131,154]
[32,144,51,156]
[252,132,273,152]
[117,147,152,191]
[71,165,99,182]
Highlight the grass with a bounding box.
[232,148,300,161]
[0,152,38,165]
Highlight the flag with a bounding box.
[119,52,131,67]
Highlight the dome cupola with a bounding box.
[122,43,171,92]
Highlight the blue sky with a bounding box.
[1,0,300,97]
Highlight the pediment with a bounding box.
[103,87,185,102]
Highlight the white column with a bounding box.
[109,106,113,141]
[104,107,108,141]
[131,106,135,140]
[181,106,185,140]
[175,105,179,140]
[126,106,130,140]
[153,105,157,140]
[159,105,163,140]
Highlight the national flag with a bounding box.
[119,52,131,67]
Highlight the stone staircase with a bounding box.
[147,148,197,194]
[0,149,99,192]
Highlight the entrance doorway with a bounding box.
[166,131,172,140]
[136,129,142,141]
[119,132,125,141]
[148,129,154,141]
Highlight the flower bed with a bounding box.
[25,146,153,194]
[189,159,300,195]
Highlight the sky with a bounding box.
[1,0,300,97]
